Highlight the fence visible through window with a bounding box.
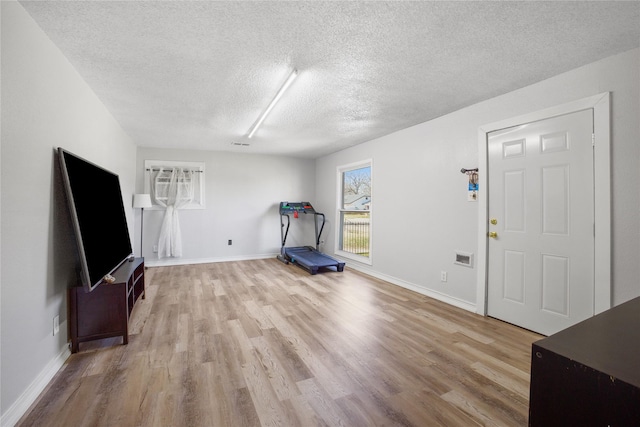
[341,214,370,256]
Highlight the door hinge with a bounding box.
[592,133,595,147]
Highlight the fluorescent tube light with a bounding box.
[247,69,298,139]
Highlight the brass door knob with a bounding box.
[490,218,498,225]
[488,231,498,238]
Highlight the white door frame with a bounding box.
[476,93,611,317]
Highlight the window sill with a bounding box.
[335,250,372,265]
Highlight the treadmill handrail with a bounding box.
[278,201,328,254]
[315,212,326,248]
[280,213,290,253]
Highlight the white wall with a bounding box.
[135,148,316,266]
[1,2,137,421]
[316,48,640,309]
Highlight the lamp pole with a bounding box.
[133,194,152,258]
[139,207,145,256]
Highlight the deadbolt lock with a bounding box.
[488,231,498,238]
[490,218,498,225]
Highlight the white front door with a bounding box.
[487,109,594,336]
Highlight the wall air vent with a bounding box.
[231,142,251,147]
[454,251,474,268]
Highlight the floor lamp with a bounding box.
[133,194,152,257]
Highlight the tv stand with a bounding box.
[68,257,145,353]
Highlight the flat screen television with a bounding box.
[58,148,133,292]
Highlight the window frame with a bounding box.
[335,159,372,265]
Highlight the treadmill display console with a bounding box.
[280,202,315,214]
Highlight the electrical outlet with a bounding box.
[440,271,448,282]
[153,245,158,253]
[228,239,232,245]
[53,315,60,336]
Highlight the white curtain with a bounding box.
[150,168,196,258]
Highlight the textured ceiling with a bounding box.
[19,1,640,159]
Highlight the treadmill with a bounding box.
[277,202,345,274]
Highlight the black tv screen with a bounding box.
[58,148,133,292]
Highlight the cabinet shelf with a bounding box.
[530,296,640,425]
[68,257,145,353]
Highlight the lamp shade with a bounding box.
[133,194,152,209]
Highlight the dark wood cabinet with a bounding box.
[68,257,145,353]
[529,296,640,426]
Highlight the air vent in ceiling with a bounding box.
[231,142,250,147]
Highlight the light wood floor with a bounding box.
[18,259,541,426]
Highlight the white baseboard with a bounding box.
[339,258,477,313]
[144,252,279,268]
[1,344,71,427]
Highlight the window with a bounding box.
[153,171,193,205]
[337,160,372,263]
[144,160,205,210]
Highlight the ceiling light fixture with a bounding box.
[247,69,298,139]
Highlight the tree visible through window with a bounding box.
[338,162,371,260]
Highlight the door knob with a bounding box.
[490,218,498,225]
[488,231,498,238]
